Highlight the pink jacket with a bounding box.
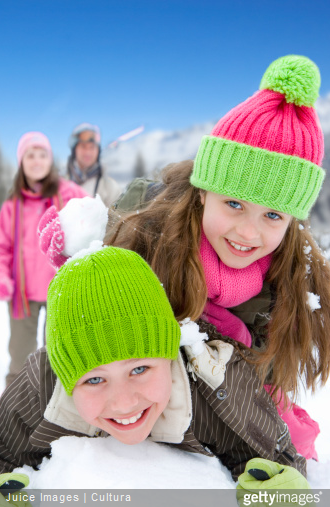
[0,179,87,303]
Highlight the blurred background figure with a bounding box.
[67,123,121,207]
[0,132,87,386]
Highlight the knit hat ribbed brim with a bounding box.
[46,247,181,395]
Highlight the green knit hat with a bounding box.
[46,246,181,395]
[191,55,325,219]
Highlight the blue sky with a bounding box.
[1,0,330,165]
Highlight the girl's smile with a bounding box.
[103,406,151,431]
[111,408,145,425]
[200,191,292,269]
[72,358,172,445]
[225,238,257,257]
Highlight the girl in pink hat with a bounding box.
[0,131,88,387]
[105,56,330,461]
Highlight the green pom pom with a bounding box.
[259,55,320,106]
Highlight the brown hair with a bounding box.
[107,161,207,321]
[106,160,330,398]
[8,163,60,199]
[259,219,330,398]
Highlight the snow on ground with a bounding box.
[0,301,329,489]
[20,437,234,489]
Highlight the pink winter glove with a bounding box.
[38,206,67,269]
[0,276,14,301]
[202,302,252,347]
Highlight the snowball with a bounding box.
[180,318,208,356]
[59,195,108,257]
[306,292,321,311]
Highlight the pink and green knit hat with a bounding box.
[191,55,325,219]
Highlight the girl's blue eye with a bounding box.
[266,212,281,220]
[131,366,147,375]
[86,377,103,384]
[227,201,242,209]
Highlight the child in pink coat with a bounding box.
[0,132,87,386]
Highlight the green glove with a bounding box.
[237,458,311,490]
[0,473,29,492]
[236,459,312,507]
[0,474,31,507]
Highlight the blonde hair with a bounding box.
[106,160,330,398]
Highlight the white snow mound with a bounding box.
[16,436,234,489]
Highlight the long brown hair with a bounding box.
[106,160,330,398]
[260,219,330,397]
[107,161,207,321]
[8,163,60,200]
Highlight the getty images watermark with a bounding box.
[3,489,328,507]
[242,490,322,505]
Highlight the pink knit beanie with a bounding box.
[17,132,53,167]
[191,55,325,219]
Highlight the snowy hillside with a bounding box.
[100,121,215,186]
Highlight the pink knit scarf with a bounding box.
[200,231,272,347]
